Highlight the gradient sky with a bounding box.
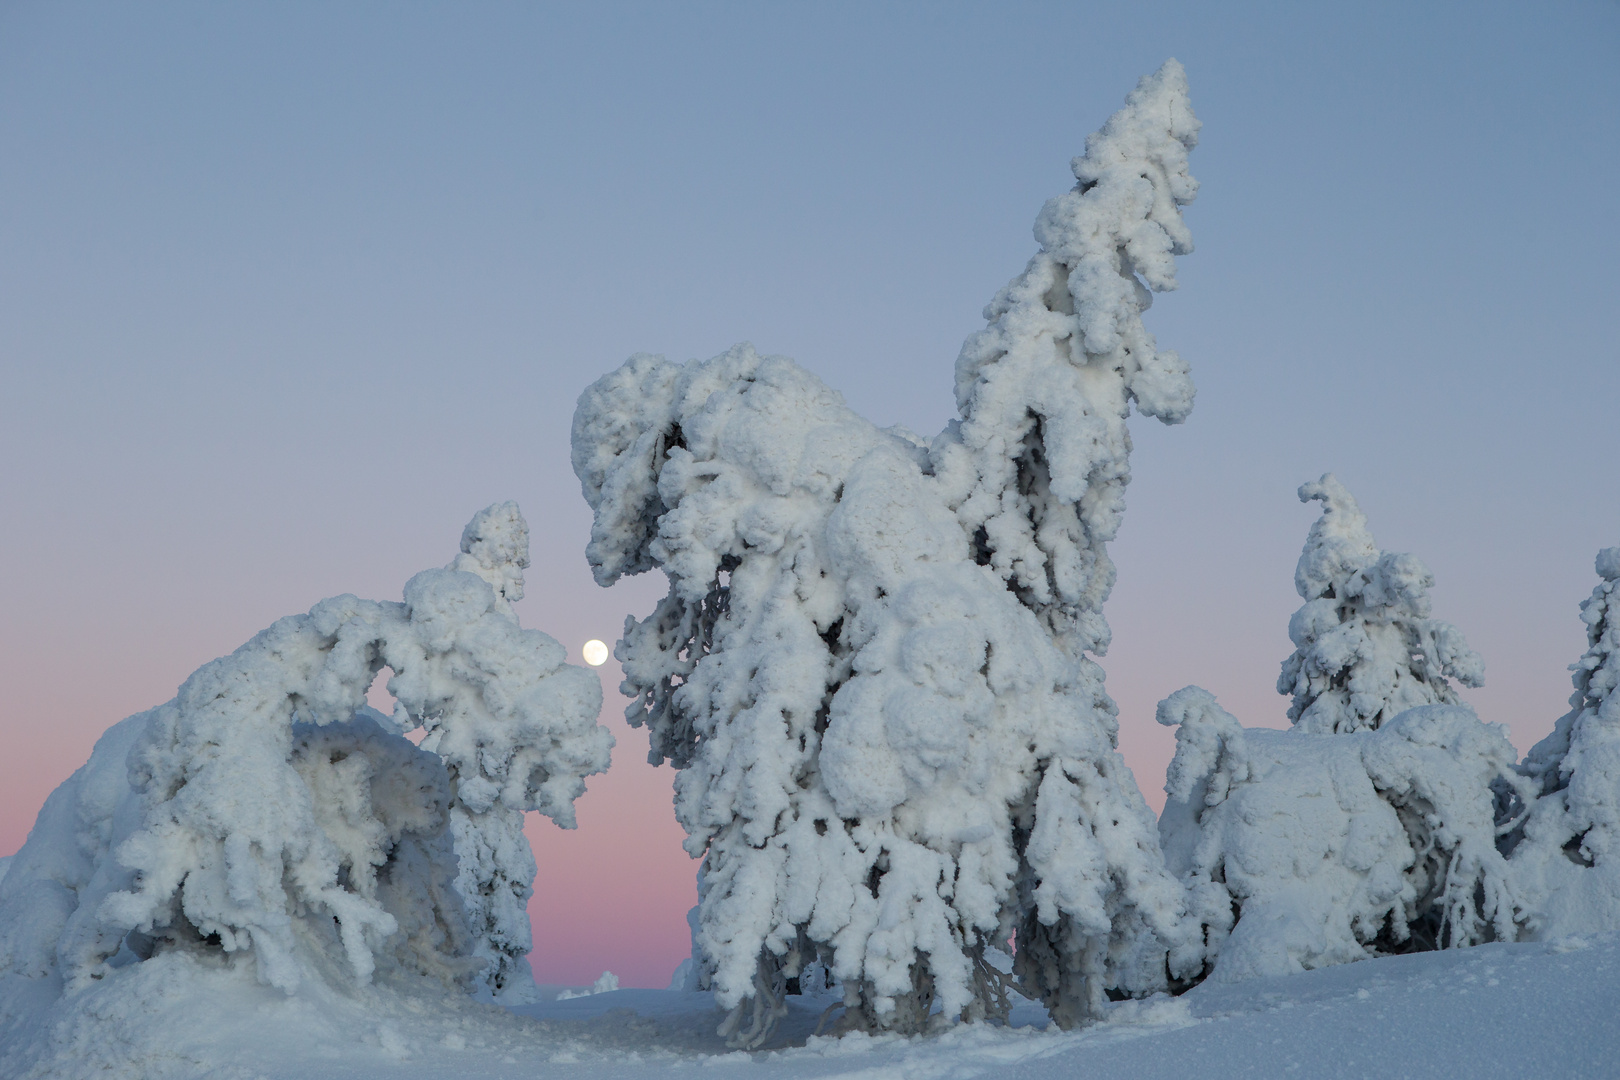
[2,2,1616,989]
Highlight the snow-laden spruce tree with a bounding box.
[1278,475,1485,733]
[0,504,610,1002]
[1508,547,1620,936]
[1157,484,1526,983]
[931,59,1200,661]
[572,60,1202,1046]
[1157,687,1527,983]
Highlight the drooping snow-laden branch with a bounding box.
[0,504,610,1002]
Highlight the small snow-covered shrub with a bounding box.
[1279,475,1484,734]
[572,60,1201,1047]
[0,504,610,1002]
[1509,547,1620,936]
[1158,687,1526,984]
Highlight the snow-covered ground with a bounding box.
[2,935,1614,1078]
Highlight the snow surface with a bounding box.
[1,935,1614,1078]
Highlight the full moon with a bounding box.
[581,639,609,667]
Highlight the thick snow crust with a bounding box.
[1278,475,1484,734]
[0,504,610,1008]
[571,60,1202,1046]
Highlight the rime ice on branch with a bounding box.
[1279,475,1484,734]
[0,504,610,1003]
[572,60,1202,1046]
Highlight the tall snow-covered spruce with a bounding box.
[1278,475,1484,734]
[571,60,1201,1045]
[1509,547,1620,936]
[0,504,611,1003]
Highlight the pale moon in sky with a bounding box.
[582,639,609,667]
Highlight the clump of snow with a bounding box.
[1278,475,1484,734]
[572,59,1202,1048]
[1158,687,1527,983]
[0,504,610,1007]
[1508,546,1620,937]
[556,971,619,1000]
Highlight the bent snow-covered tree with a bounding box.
[1279,475,1484,734]
[0,504,610,1002]
[571,60,1201,1046]
[1510,547,1620,936]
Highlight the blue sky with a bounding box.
[1,1,1615,983]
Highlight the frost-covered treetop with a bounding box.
[450,499,530,610]
[1280,475,1484,734]
[1292,475,1379,602]
[1521,547,1620,800]
[935,58,1200,656]
[1568,547,1620,722]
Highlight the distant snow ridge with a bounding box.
[1509,547,1620,936]
[571,59,1201,1048]
[1279,475,1484,734]
[0,503,610,1004]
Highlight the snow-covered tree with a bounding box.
[1508,547,1620,936]
[1157,687,1527,984]
[572,59,1202,1046]
[1278,475,1484,734]
[932,58,1200,661]
[0,504,610,1003]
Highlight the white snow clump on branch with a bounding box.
[1509,547,1620,937]
[1157,687,1527,984]
[572,59,1202,1047]
[0,503,610,1005]
[1279,475,1484,734]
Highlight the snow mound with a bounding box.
[1158,687,1526,983]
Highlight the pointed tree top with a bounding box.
[1294,474,1378,601]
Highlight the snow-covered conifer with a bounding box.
[572,59,1202,1045]
[932,58,1199,659]
[1509,547,1620,936]
[0,505,610,1003]
[1158,687,1526,983]
[1278,475,1484,734]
